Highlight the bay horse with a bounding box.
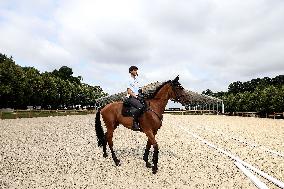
[95,76,185,174]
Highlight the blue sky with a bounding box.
[1,0,284,106]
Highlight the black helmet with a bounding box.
[129,66,138,73]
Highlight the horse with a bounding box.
[94,76,185,174]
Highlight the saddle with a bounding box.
[122,97,147,118]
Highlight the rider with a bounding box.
[127,66,144,131]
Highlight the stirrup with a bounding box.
[132,122,141,131]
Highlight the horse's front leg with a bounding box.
[143,139,152,168]
[152,143,159,174]
[145,131,159,174]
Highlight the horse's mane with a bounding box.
[142,80,171,99]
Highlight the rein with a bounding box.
[149,109,163,122]
[146,102,163,125]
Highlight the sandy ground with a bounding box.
[0,114,283,188]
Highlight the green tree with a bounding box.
[22,67,44,106]
[52,66,81,84]
[0,55,26,108]
[41,73,53,108]
[202,89,213,96]
[228,81,243,94]
[274,86,284,112]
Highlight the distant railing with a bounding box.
[267,112,284,119]
[164,109,219,115]
[229,112,284,119]
[0,109,96,119]
[232,112,258,117]
[163,110,284,119]
[1,109,283,119]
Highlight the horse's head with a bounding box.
[168,75,186,103]
[144,75,186,103]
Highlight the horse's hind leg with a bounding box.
[103,132,108,157]
[143,139,152,168]
[106,128,121,166]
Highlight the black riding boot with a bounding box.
[132,117,141,131]
[131,107,143,131]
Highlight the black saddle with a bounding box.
[122,97,147,117]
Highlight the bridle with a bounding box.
[170,82,184,103]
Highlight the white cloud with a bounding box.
[1,0,284,97]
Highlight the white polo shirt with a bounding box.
[127,76,140,96]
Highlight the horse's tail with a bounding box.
[95,109,105,147]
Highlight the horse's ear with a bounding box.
[172,75,179,83]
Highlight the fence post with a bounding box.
[217,103,219,115]
[274,112,276,119]
[222,101,224,114]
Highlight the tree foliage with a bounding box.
[0,53,107,109]
[202,75,284,114]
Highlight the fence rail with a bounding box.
[232,112,258,117]
[268,112,284,119]
[164,110,219,115]
[1,109,283,119]
[164,110,284,119]
[0,109,96,119]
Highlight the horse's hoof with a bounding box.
[103,153,108,158]
[115,160,121,166]
[146,162,152,168]
[152,166,158,174]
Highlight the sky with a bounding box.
[1,0,284,99]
